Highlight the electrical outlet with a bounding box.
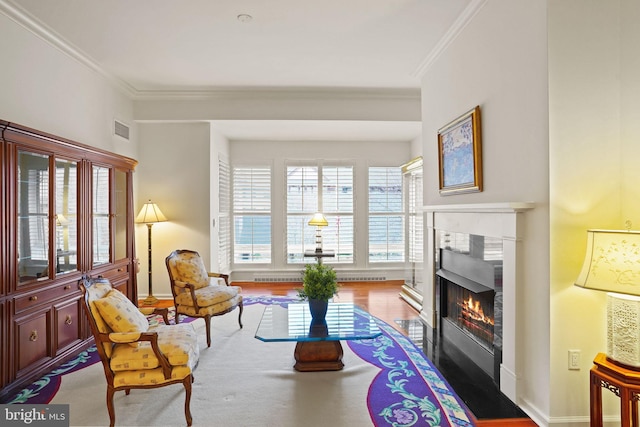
[568,349,580,370]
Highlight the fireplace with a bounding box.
[425,202,533,404]
[436,234,503,383]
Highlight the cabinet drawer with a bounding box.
[14,283,78,314]
[54,297,83,353]
[15,310,51,373]
[100,264,130,280]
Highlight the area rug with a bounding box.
[5,296,475,427]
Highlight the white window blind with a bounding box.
[233,166,271,263]
[407,171,423,263]
[286,166,318,263]
[286,165,354,263]
[321,166,353,263]
[218,157,231,271]
[369,167,404,262]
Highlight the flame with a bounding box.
[461,295,494,326]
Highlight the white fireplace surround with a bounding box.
[422,202,534,404]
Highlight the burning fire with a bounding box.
[461,296,494,326]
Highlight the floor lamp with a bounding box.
[136,200,168,305]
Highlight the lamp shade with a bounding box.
[135,200,168,224]
[574,229,640,295]
[308,213,328,227]
[56,213,69,226]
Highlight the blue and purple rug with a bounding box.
[6,296,476,426]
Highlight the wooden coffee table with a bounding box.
[255,302,382,372]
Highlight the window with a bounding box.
[233,166,271,263]
[369,167,404,262]
[403,158,423,289]
[218,157,231,271]
[406,164,423,265]
[286,165,353,263]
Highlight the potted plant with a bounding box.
[298,262,339,321]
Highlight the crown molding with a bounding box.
[0,0,136,97]
[132,87,421,101]
[412,0,488,79]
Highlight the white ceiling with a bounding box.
[6,0,472,140]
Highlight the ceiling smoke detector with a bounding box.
[237,14,253,23]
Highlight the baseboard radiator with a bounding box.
[253,273,387,282]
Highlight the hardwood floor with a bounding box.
[144,281,537,427]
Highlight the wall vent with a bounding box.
[114,120,130,140]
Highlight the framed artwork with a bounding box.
[437,106,482,195]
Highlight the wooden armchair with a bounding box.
[79,276,199,427]
[165,249,243,347]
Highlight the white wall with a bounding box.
[420,0,550,423]
[549,0,640,424]
[0,13,136,159]
[134,90,421,122]
[136,122,211,299]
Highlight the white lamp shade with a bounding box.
[574,229,640,295]
[136,200,168,224]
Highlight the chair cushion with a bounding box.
[110,322,199,372]
[177,294,242,317]
[94,289,149,335]
[113,365,193,386]
[175,285,240,307]
[175,254,209,289]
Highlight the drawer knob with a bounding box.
[29,330,38,342]
[29,296,38,302]
[65,315,73,325]
[64,285,71,290]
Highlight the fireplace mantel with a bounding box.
[422,201,534,405]
[424,202,535,213]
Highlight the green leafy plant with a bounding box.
[297,263,339,301]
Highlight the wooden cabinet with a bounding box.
[0,121,138,402]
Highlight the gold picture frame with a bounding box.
[437,106,482,195]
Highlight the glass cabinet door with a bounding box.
[92,165,110,266]
[114,169,127,261]
[17,151,50,283]
[55,158,78,274]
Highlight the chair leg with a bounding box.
[106,385,116,427]
[238,300,244,329]
[204,314,212,347]
[184,375,193,426]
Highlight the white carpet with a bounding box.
[52,303,379,427]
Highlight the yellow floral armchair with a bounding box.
[165,249,243,347]
[79,276,199,427]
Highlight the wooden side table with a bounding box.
[591,352,640,426]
